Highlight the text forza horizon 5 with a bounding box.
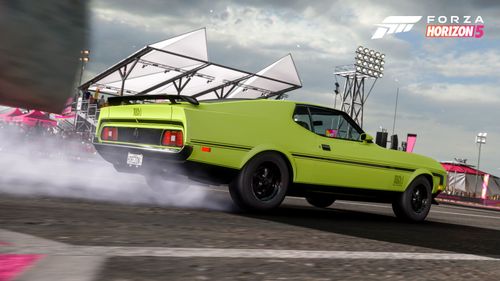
[372,15,485,39]
[425,16,484,38]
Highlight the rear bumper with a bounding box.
[93,142,236,185]
[94,142,193,168]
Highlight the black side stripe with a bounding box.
[191,139,252,151]
[292,153,415,172]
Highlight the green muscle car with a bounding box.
[94,95,446,222]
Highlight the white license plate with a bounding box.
[126,152,143,166]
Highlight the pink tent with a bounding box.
[11,110,56,128]
[61,97,74,115]
[53,113,76,120]
[441,162,486,176]
[0,108,24,122]
[441,161,500,196]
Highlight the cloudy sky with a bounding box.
[85,0,500,174]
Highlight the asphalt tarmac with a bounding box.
[1,186,500,281]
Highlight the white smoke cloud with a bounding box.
[0,124,231,211]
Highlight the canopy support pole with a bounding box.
[222,84,238,99]
[118,58,139,96]
[172,76,193,95]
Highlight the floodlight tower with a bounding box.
[334,46,385,128]
[79,50,90,86]
[474,132,487,197]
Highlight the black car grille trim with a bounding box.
[115,127,164,145]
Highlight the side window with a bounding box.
[293,105,312,131]
[309,107,362,141]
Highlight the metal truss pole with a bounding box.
[339,74,366,128]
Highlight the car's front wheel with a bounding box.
[305,194,336,208]
[392,176,432,222]
[229,152,289,211]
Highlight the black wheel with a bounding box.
[229,152,289,211]
[392,176,432,222]
[305,194,336,208]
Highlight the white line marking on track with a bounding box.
[3,245,498,261]
[3,229,498,262]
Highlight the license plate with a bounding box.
[126,152,143,166]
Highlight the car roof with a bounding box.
[200,98,337,111]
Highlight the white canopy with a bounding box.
[80,28,302,100]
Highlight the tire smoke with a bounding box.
[0,125,231,211]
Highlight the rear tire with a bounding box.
[305,194,336,208]
[392,176,432,222]
[229,152,289,211]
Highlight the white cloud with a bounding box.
[427,50,500,78]
[208,6,355,56]
[91,3,388,59]
[406,83,500,104]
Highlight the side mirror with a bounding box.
[360,133,374,143]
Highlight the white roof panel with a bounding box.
[81,28,301,100]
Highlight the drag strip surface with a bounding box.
[1,188,499,280]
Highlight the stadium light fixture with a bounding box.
[79,49,90,61]
[476,132,487,144]
[333,45,386,128]
[354,46,385,78]
[78,49,90,86]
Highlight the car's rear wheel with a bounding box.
[392,176,432,222]
[229,152,289,211]
[305,194,336,208]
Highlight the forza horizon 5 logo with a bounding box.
[372,16,485,39]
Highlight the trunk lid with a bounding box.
[104,104,173,121]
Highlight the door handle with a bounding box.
[321,144,331,151]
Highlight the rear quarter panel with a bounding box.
[185,100,298,170]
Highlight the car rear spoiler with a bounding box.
[108,95,199,106]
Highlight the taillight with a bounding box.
[162,130,183,147]
[101,127,118,141]
[102,127,109,139]
[176,131,183,147]
[162,131,171,146]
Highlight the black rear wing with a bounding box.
[108,95,199,106]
